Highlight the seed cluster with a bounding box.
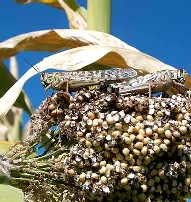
[3,88,191,202]
[48,89,191,201]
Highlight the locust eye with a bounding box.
[41,72,45,79]
[40,73,48,87]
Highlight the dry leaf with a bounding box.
[15,0,84,12]
[57,0,87,29]
[0,29,139,61]
[10,56,19,79]
[15,0,88,29]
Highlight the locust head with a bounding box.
[23,58,53,91]
[40,72,59,91]
[40,72,50,89]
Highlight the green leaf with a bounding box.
[0,185,23,202]
[0,141,15,154]
[0,62,33,115]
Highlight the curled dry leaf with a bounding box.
[10,56,19,79]
[15,0,83,12]
[15,0,30,4]
[0,29,138,61]
[16,0,87,29]
[57,0,87,29]
[0,45,178,120]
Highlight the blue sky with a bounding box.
[1,1,191,201]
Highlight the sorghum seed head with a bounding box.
[121,178,128,185]
[165,130,172,139]
[79,173,86,183]
[100,176,107,184]
[179,125,187,135]
[134,142,144,150]
[99,166,107,174]
[145,128,153,136]
[141,184,147,192]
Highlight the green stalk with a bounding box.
[87,0,111,33]
[85,0,111,70]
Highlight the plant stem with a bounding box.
[87,0,111,33]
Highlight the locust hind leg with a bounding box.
[99,81,109,92]
[99,81,118,93]
[172,80,190,95]
[186,90,191,99]
[55,79,69,92]
[63,79,69,93]
[148,85,152,98]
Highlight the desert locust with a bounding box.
[40,68,188,96]
[25,59,188,96]
[109,69,189,96]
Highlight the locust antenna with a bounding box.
[23,57,41,75]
